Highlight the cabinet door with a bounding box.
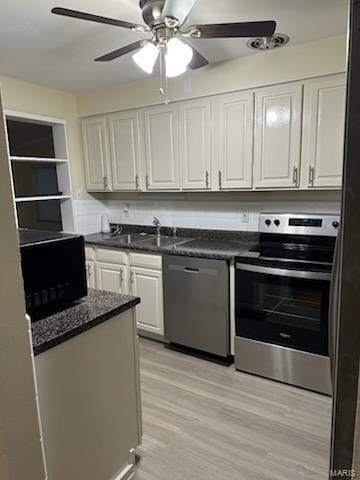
[82,117,112,191]
[86,260,96,289]
[301,75,346,189]
[130,267,164,335]
[108,111,143,191]
[143,105,180,190]
[96,262,128,295]
[214,91,254,190]
[180,99,211,190]
[254,83,302,189]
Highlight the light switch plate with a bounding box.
[184,78,192,94]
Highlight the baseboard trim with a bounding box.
[110,449,136,480]
[137,329,167,343]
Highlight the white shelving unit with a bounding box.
[15,195,72,203]
[4,110,74,232]
[10,156,68,164]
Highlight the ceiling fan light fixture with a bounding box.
[165,38,193,78]
[132,42,159,74]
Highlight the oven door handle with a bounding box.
[236,263,331,281]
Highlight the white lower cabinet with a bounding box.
[96,262,128,295]
[130,266,164,336]
[85,247,164,337]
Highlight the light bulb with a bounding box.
[133,42,159,74]
[165,38,193,78]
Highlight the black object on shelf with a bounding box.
[11,161,61,198]
[7,119,56,158]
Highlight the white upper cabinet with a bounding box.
[82,117,112,192]
[301,75,346,189]
[108,111,143,191]
[254,83,303,189]
[143,105,180,190]
[214,91,254,190]
[180,98,212,190]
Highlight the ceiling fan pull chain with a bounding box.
[159,46,170,104]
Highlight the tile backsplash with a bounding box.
[72,191,342,235]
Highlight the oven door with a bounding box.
[235,263,331,356]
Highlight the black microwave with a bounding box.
[19,229,88,320]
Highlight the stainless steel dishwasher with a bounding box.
[163,255,230,358]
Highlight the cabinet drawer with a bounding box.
[96,247,127,265]
[85,246,95,261]
[129,252,162,270]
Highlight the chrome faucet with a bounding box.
[111,224,123,237]
[153,217,161,237]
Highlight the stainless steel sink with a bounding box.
[105,233,153,244]
[135,236,192,248]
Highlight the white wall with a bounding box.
[73,191,342,235]
[77,34,346,117]
[0,92,45,479]
[0,74,85,191]
[71,34,346,236]
[0,36,347,235]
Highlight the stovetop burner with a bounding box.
[237,213,340,267]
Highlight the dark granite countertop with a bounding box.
[31,289,140,356]
[85,225,258,261]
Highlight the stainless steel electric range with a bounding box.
[234,213,340,395]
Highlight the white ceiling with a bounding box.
[0,0,347,93]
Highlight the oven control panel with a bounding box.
[260,213,340,236]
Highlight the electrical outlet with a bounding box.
[241,213,249,223]
[184,78,192,94]
[123,204,129,217]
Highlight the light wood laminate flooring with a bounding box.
[134,338,331,480]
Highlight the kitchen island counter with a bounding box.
[31,289,140,355]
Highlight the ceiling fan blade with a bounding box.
[51,7,149,32]
[181,41,208,69]
[186,20,276,39]
[95,41,147,62]
[162,0,198,25]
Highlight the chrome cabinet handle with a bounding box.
[103,175,108,189]
[309,166,315,186]
[205,170,209,189]
[218,170,222,190]
[293,166,298,186]
[129,270,134,293]
[145,174,150,190]
[135,175,139,190]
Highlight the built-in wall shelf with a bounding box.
[15,195,71,203]
[10,156,69,164]
[5,109,74,232]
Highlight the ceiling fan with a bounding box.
[52,0,276,78]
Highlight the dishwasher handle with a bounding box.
[168,263,218,276]
[184,267,199,273]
